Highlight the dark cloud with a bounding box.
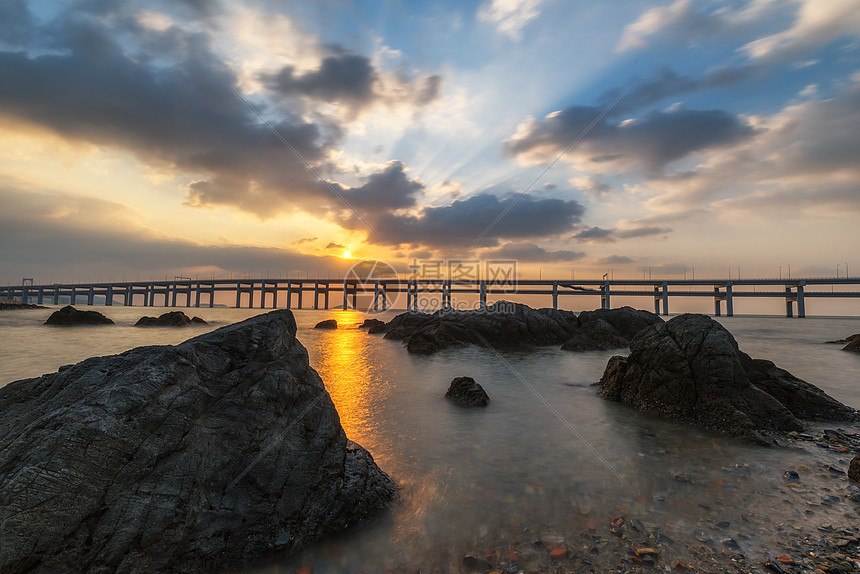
[356,194,586,248]
[484,243,586,262]
[0,0,34,45]
[293,236,318,245]
[600,65,761,116]
[574,227,616,243]
[597,255,634,265]
[574,225,672,243]
[335,161,423,212]
[325,242,346,250]
[262,52,378,110]
[504,104,755,173]
[616,226,672,239]
[416,74,443,106]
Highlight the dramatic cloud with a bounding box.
[597,255,634,265]
[615,0,724,53]
[574,225,672,243]
[334,161,424,212]
[478,0,543,41]
[355,194,586,248]
[0,187,347,281]
[644,79,860,214]
[741,0,860,62]
[484,242,585,262]
[504,104,755,173]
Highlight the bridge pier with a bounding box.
[714,286,722,316]
[797,282,805,318]
[726,283,734,317]
[662,282,669,316]
[479,281,487,309]
[653,286,660,314]
[552,281,558,310]
[601,280,611,309]
[785,286,794,317]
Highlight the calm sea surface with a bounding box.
[1,306,859,572]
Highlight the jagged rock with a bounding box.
[314,319,338,329]
[358,318,386,330]
[824,333,859,344]
[843,336,860,353]
[0,310,395,573]
[135,311,207,327]
[0,301,46,310]
[44,305,113,325]
[371,303,661,354]
[445,377,489,407]
[849,456,860,483]
[599,314,855,443]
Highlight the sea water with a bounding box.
[1,306,859,571]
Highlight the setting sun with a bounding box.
[343,252,351,259]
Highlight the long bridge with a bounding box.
[3,277,860,317]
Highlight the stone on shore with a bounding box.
[849,456,860,483]
[445,377,490,407]
[134,311,207,326]
[44,305,114,325]
[843,336,860,353]
[0,300,46,310]
[314,319,338,329]
[599,314,855,442]
[0,310,395,573]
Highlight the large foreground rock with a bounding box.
[599,314,855,442]
[0,310,395,573]
[45,305,113,325]
[445,377,490,407]
[373,302,661,354]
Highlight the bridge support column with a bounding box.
[726,283,733,317]
[785,287,794,318]
[106,285,113,306]
[286,284,292,309]
[480,281,487,309]
[352,284,357,311]
[797,282,806,318]
[324,284,329,309]
[53,286,60,305]
[373,282,380,312]
[653,286,660,314]
[171,283,177,307]
[601,281,611,310]
[662,282,669,316]
[37,287,44,305]
[235,285,241,308]
[714,287,721,316]
[87,286,94,306]
[314,282,320,310]
[342,281,349,310]
[552,281,558,310]
[195,283,201,307]
[125,286,132,306]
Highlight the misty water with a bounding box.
[1,306,859,572]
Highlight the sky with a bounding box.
[1,0,859,285]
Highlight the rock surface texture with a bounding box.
[135,311,207,326]
[373,302,661,354]
[599,314,855,442]
[44,305,114,325]
[313,319,338,329]
[850,456,860,483]
[0,310,395,573]
[444,377,490,407]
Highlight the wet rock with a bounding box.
[44,305,113,325]
[313,319,338,329]
[134,311,206,326]
[784,470,800,481]
[0,310,395,573]
[462,554,493,571]
[598,314,856,442]
[844,337,860,353]
[358,318,386,330]
[371,302,661,354]
[825,333,859,345]
[0,301,46,310]
[849,456,860,483]
[445,376,490,407]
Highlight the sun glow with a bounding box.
[343,251,351,259]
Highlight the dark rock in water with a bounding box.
[598,314,856,442]
[367,322,387,334]
[0,301,47,310]
[0,310,395,573]
[314,319,338,329]
[577,306,664,340]
[44,305,113,325]
[843,336,860,353]
[368,302,661,354]
[135,311,206,327]
[445,376,490,407]
[358,318,386,330]
[783,470,800,481]
[824,333,859,344]
[849,457,860,483]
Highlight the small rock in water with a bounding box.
[314,319,338,329]
[783,470,800,481]
[445,376,490,407]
